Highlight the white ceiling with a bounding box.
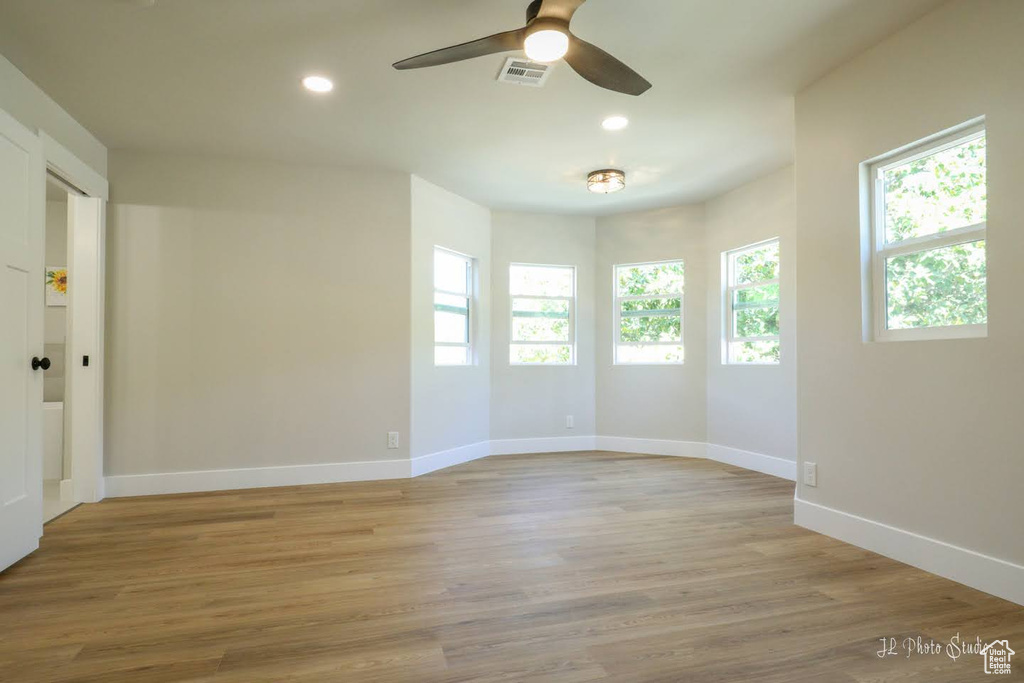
[0,0,944,215]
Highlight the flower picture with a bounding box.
[46,266,67,307]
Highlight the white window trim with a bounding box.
[434,247,473,366]
[724,238,780,365]
[613,259,685,366]
[509,263,577,366]
[869,123,987,342]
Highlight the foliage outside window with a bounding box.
[725,240,780,364]
[614,261,684,364]
[434,247,473,365]
[509,264,575,365]
[870,124,987,340]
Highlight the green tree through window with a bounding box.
[615,261,684,364]
[874,129,987,336]
[726,240,780,364]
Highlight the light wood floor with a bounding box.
[1,452,1021,682]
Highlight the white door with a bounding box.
[0,108,45,572]
[67,194,105,503]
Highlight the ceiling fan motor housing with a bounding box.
[526,17,570,37]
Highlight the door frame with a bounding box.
[40,132,107,504]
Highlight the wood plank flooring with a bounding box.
[1,452,1021,682]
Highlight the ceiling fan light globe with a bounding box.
[524,29,570,62]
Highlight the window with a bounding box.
[724,239,780,364]
[614,260,684,364]
[509,264,575,365]
[434,247,473,365]
[869,124,987,340]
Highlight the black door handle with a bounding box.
[31,357,51,371]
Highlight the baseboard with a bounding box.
[104,459,411,498]
[795,496,1024,606]
[413,437,598,475]
[595,436,707,459]
[490,435,597,456]
[59,478,75,501]
[411,441,491,477]
[706,444,797,481]
[102,438,793,497]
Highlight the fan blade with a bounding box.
[564,35,652,96]
[393,29,525,70]
[536,0,588,22]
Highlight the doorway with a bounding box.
[1,114,107,572]
[42,174,79,522]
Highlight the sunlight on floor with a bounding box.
[43,479,76,523]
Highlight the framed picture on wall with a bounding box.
[46,266,67,307]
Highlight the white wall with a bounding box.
[410,177,491,458]
[595,206,707,443]
[105,152,412,476]
[795,0,1024,566]
[44,198,68,404]
[0,54,106,176]
[490,212,597,440]
[705,166,797,461]
[44,199,68,346]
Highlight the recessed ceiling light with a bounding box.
[302,75,334,94]
[602,116,629,131]
[588,169,626,194]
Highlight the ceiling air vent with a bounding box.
[497,57,552,87]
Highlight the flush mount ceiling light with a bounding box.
[587,169,626,194]
[301,75,334,93]
[602,115,629,131]
[524,27,570,63]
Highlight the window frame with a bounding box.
[433,246,474,366]
[613,259,685,366]
[509,263,577,366]
[723,238,780,365]
[869,123,987,342]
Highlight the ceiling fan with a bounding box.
[392,0,652,96]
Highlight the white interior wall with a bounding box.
[795,0,1024,592]
[43,198,69,408]
[595,206,708,444]
[490,212,597,441]
[410,177,491,460]
[44,198,68,346]
[705,166,797,462]
[104,152,412,478]
[43,200,69,481]
[0,54,106,177]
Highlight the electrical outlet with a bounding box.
[803,462,818,487]
[387,432,400,449]
[566,415,574,429]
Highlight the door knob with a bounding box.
[31,357,51,371]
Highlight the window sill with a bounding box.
[874,323,987,343]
